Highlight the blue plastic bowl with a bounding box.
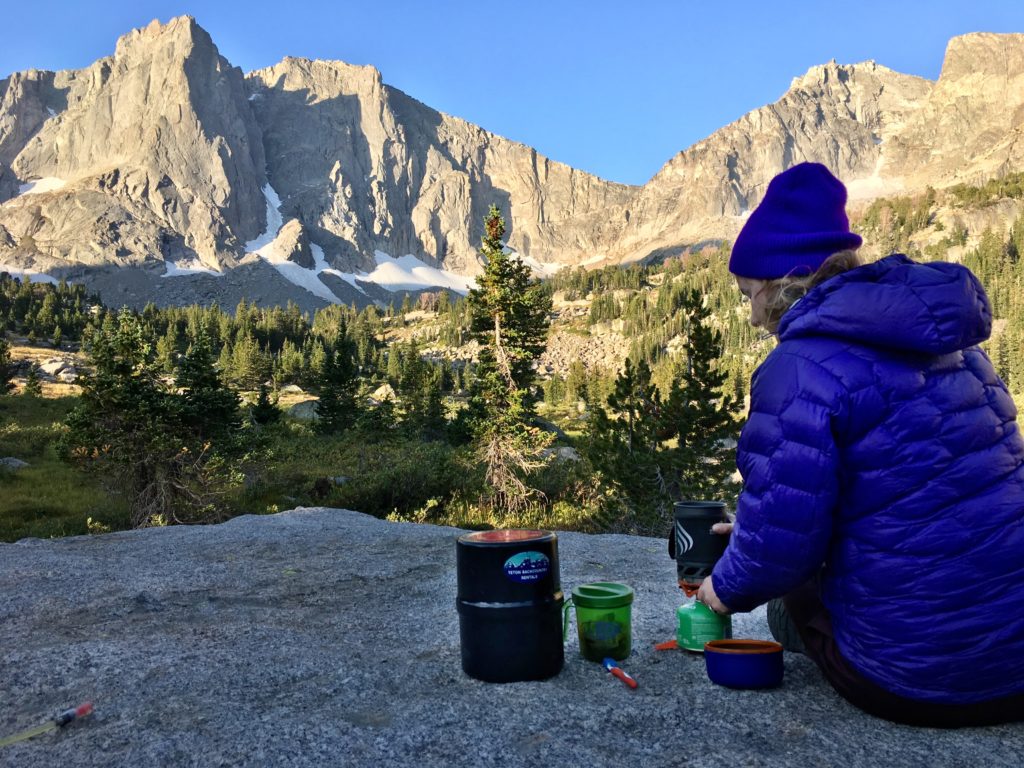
[704,639,784,689]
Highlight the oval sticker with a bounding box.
[503,551,550,583]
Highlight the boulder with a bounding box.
[370,383,396,403]
[39,358,71,376]
[557,446,580,461]
[287,399,319,421]
[0,457,29,469]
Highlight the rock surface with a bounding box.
[1,508,1020,767]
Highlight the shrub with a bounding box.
[327,441,467,518]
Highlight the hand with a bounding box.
[711,522,734,536]
[697,575,731,615]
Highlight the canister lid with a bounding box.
[458,529,553,546]
[570,582,634,608]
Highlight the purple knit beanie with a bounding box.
[729,162,862,279]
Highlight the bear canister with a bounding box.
[456,529,563,682]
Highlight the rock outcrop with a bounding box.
[4,508,1022,767]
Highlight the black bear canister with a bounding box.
[456,529,564,682]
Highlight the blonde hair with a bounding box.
[760,250,863,334]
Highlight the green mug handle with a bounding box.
[562,596,574,642]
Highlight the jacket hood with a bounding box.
[777,254,992,355]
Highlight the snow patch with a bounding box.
[243,185,347,303]
[244,185,284,253]
[241,186,474,301]
[317,245,366,296]
[258,241,345,304]
[17,177,66,196]
[0,263,59,285]
[515,252,563,278]
[162,258,223,278]
[360,251,475,293]
[846,156,903,201]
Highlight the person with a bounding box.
[695,162,1024,727]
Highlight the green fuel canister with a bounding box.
[676,601,732,652]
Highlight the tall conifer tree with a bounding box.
[316,319,359,434]
[466,205,553,512]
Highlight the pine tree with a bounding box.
[543,375,565,407]
[584,291,740,528]
[62,311,177,526]
[565,361,587,404]
[437,290,451,315]
[0,335,14,395]
[606,358,661,456]
[465,205,553,512]
[396,339,446,439]
[62,312,245,527]
[230,333,270,391]
[316,320,359,434]
[585,358,665,524]
[251,383,281,426]
[276,339,305,384]
[306,338,328,385]
[156,324,182,373]
[659,290,741,505]
[357,394,398,437]
[386,345,402,383]
[176,330,242,445]
[23,363,42,397]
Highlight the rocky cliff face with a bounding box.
[606,61,934,262]
[0,17,266,272]
[246,57,634,276]
[884,33,1024,189]
[0,19,1022,309]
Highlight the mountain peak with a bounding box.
[787,58,898,92]
[940,32,1024,81]
[252,56,383,89]
[113,15,213,60]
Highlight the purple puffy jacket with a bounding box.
[713,254,1024,704]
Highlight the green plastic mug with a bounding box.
[563,582,634,662]
[676,601,732,652]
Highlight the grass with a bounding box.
[234,421,478,519]
[0,394,129,542]
[0,386,625,542]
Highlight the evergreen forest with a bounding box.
[3,175,1024,542]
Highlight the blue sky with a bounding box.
[3,1,1023,185]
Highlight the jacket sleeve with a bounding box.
[712,348,844,613]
